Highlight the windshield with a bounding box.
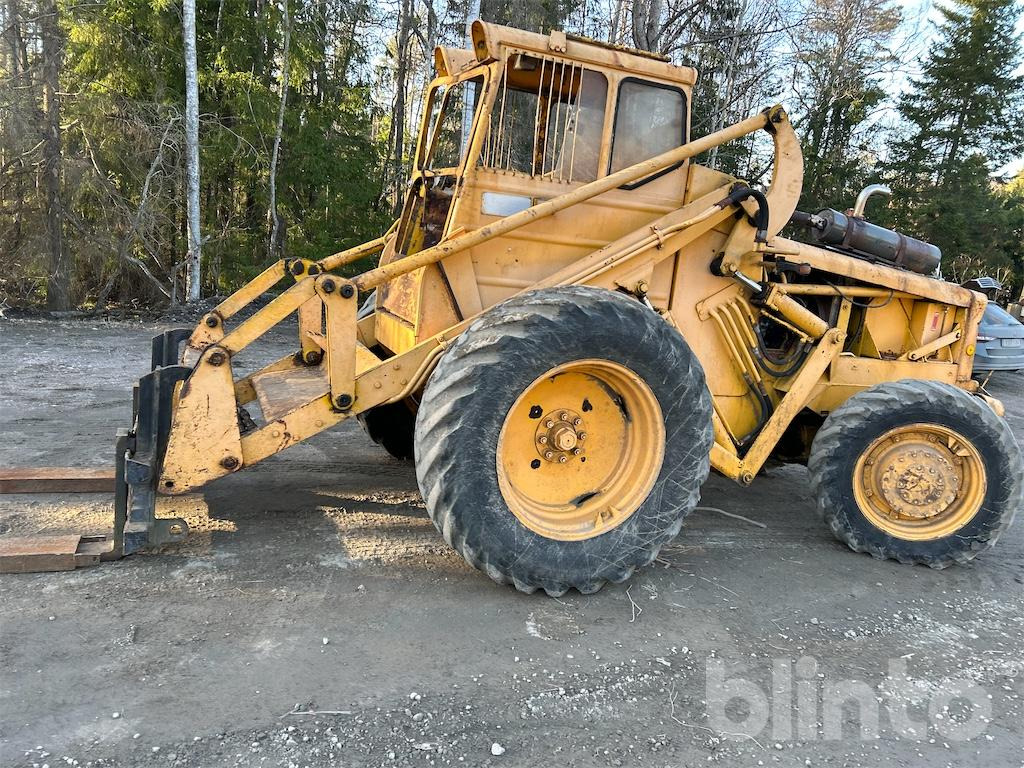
[418,76,485,172]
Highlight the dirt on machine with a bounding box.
[3,22,1021,592]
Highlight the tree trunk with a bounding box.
[268,0,290,261]
[41,0,68,311]
[391,0,413,215]
[183,0,203,302]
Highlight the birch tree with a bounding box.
[268,0,290,260]
[41,0,68,310]
[182,0,202,302]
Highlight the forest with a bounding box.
[1,0,1022,311]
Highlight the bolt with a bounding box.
[334,393,353,410]
[220,456,239,470]
[340,284,355,299]
[544,451,554,460]
[290,260,305,276]
[559,412,569,421]
[740,472,754,485]
[573,418,582,426]
[577,432,587,440]
[545,420,555,428]
[304,350,322,365]
[321,279,336,294]
[558,456,568,464]
[205,315,219,328]
[538,435,548,444]
[572,448,582,456]
[208,351,227,366]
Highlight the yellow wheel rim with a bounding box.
[496,359,665,541]
[853,424,986,541]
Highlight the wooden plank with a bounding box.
[0,534,81,573]
[0,468,115,494]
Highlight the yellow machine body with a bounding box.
[158,21,989,499]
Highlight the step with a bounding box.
[251,366,330,422]
[249,343,383,423]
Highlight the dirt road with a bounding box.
[1,318,1022,767]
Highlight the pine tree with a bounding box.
[790,0,901,210]
[883,0,1024,279]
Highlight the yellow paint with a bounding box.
[853,424,986,540]
[153,22,989,503]
[496,360,665,541]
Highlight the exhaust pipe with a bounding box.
[852,184,892,218]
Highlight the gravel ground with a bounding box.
[0,316,1021,768]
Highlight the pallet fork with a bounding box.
[0,329,196,573]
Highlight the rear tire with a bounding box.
[414,286,713,595]
[808,380,1022,568]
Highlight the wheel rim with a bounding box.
[496,359,665,542]
[853,424,986,540]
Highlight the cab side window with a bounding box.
[483,55,608,184]
[609,79,686,177]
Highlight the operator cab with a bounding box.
[377,22,698,352]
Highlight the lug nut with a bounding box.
[538,435,548,444]
[544,451,554,460]
[573,418,582,426]
[558,456,568,463]
[559,412,568,421]
[572,448,581,456]
[545,420,554,428]
[577,432,587,440]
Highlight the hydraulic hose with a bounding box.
[724,186,770,243]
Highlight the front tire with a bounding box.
[808,380,1022,568]
[414,286,713,595]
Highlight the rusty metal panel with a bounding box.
[0,468,115,494]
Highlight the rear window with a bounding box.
[609,79,686,175]
[983,304,1021,326]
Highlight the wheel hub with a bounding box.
[536,410,585,462]
[853,423,986,540]
[879,447,959,519]
[496,359,665,541]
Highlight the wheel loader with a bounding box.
[110,22,1021,594]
